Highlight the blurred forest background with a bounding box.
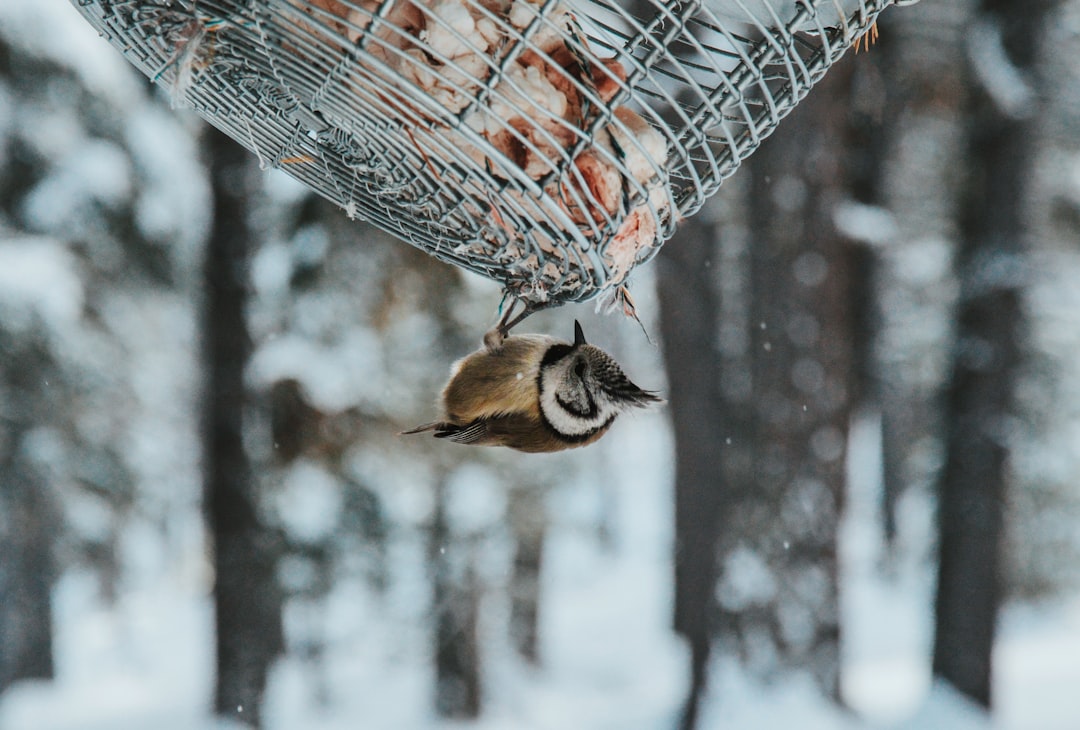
[2,0,1080,728]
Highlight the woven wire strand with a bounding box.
[71,0,896,307]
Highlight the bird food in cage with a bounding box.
[70,0,912,319]
[286,0,671,301]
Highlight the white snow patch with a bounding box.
[125,104,210,271]
[0,236,84,332]
[717,545,778,611]
[994,596,1080,730]
[348,449,437,527]
[248,329,385,411]
[0,0,144,109]
[841,408,934,724]
[21,139,133,232]
[445,464,507,535]
[264,169,312,205]
[965,17,1036,119]
[698,660,862,730]
[893,680,990,730]
[891,235,954,287]
[0,571,225,730]
[15,101,85,162]
[251,241,294,298]
[276,460,344,543]
[834,200,899,247]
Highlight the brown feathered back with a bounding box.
[442,334,555,424]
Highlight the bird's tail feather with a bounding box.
[400,422,444,435]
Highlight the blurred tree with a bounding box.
[841,21,899,545]
[0,21,180,699]
[656,210,725,730]
[0,35,64,675]
[931,0,1047,708]
[0,327,60,693]
[244,186,511,719]
[430,477,482,719]
[202,128,284,727]
[1003,0,1080,601]
[658,51,869,730]
[734,58,857,699]
[868,2,971,553]
[507,483,546,664]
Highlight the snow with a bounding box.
[965,17,1036,120]
[445,464,508,534]
[248,330,386,411]
[894,681,990,730]
[995,598,1080,730]
[21,139,133,233]
[717,545,779,610]
[699,660,865,730]
[841,409,935,725]
[125,104,212,275]
[276,461,345,543]
[834,201,899,247]
[0,237,84,333]
[251,241,295,300]
[0,572,226,730]
[2,244,1078,728]
[351,450,438,527]
[3,1,1080,730]
[0,0,144,110]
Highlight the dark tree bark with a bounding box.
[202,128,284,727]
[0,38,67,696]
[656,211,726,729]
[732,59,857,699]
[931,0,1045,708]
[0,334,60,694]
[0,462,57,693]
[868,4,971,550]
[430,479,482,719]
[508,486,546,664]
[842,35,897,543]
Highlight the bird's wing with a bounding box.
[402,419,491,444]
[434,413,552,450]
[434,420,490,444]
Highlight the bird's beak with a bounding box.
[573,320,587,347]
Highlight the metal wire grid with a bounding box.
[70,0,896,309]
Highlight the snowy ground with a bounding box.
[1,407,1079,730]
[2,0,1080,728]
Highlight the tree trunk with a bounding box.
[731,58,857,700]
[655,210,725,729]
[202,128,284,727]
[430,479,482,719]
[0,466,57,693]
[0,334,60,694]
[508,486,546,664]
[842,41,894,543]
[931,0,1044,707]
[869,3,971,551]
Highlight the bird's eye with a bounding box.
[574,360,587,378]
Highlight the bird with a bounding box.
[401,320,661,452]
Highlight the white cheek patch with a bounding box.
[539,382,618,437]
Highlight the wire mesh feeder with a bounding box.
[71,0,912,318]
